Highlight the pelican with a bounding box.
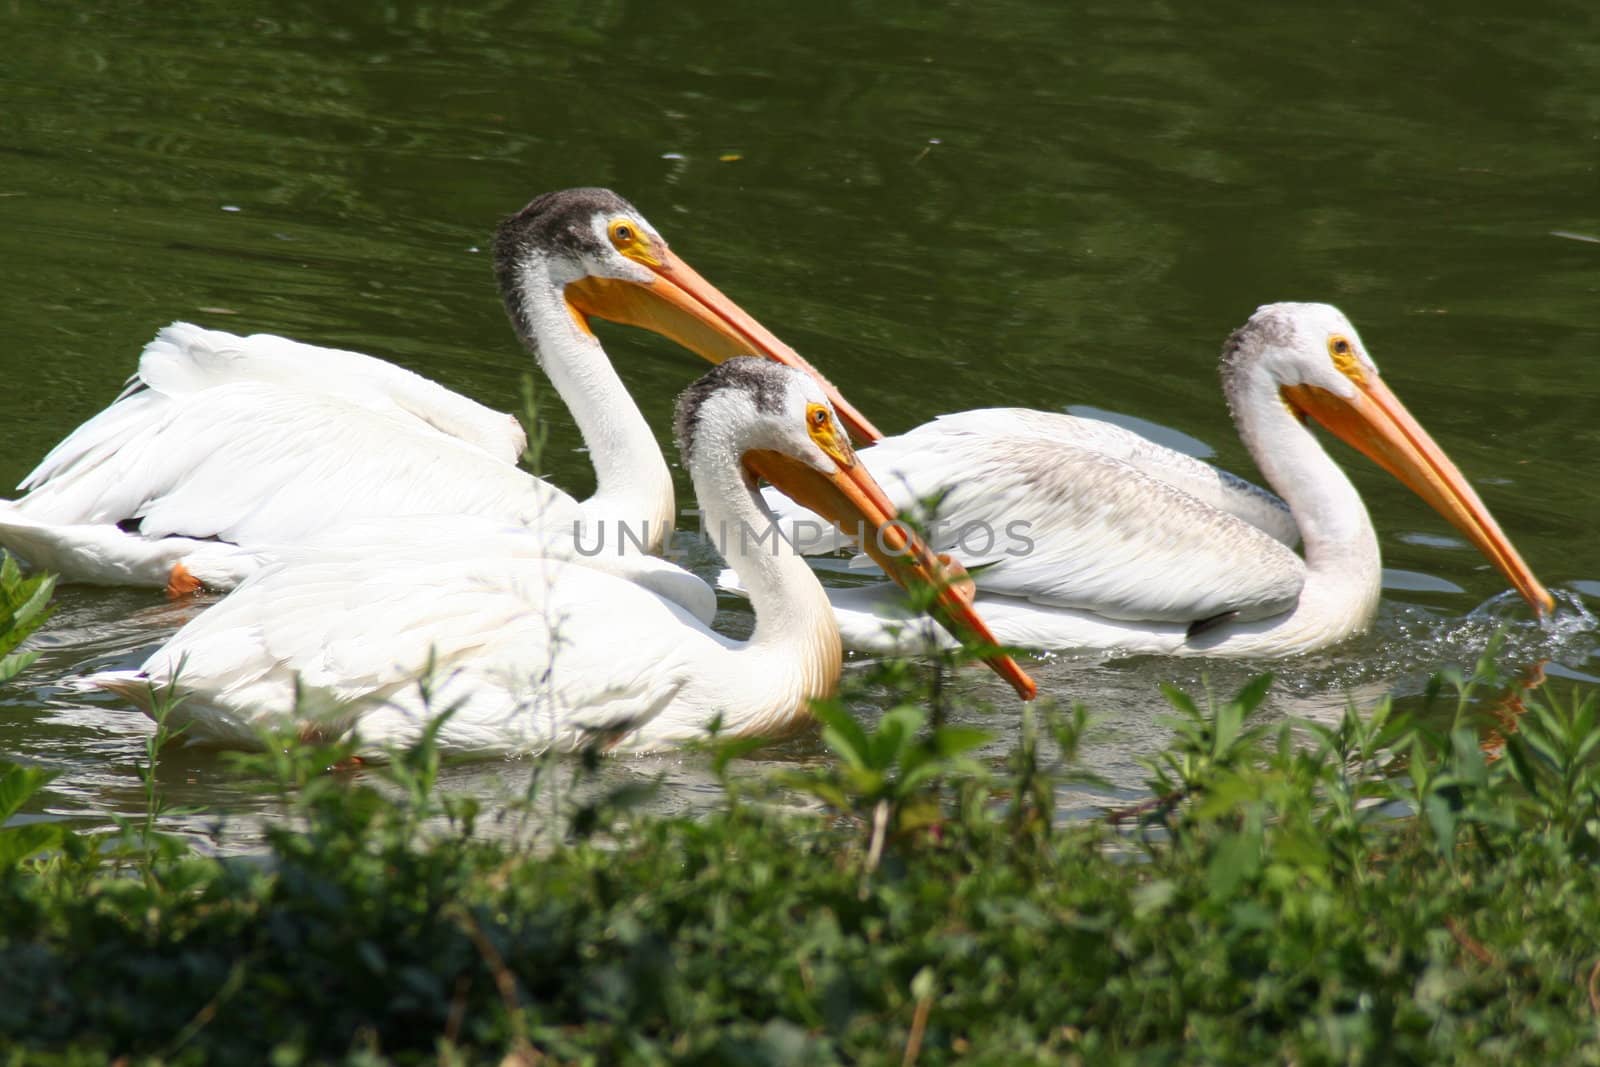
[0,188,877,612]
[762,303,1553,657]
[88,360,1035,754]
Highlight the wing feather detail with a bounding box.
[765,408,1305,624]
[14,323,566,546]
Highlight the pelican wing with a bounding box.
[14,323,549,545]
[14,382,566,545]
[23,323,524,493]
[767,409,1306,625]
[891,409,1298,546]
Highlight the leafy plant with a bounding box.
[0,550,54,683]
[104,673,202,882]
[784,696,990,870]
[0,762,66,871]
[4,640,1600,1063]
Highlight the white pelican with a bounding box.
[88,360,1034,754]
[762,303,1553,657]
[0,188,877,608]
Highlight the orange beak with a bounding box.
[1282,375,1554,617]
[744,448,1038,701]
[565,248,883,445]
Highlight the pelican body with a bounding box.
[766,303,1552,658]
[2,189,875,603]
[90,360,1033,755]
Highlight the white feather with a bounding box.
[766,407,1304,624]
[87,364,870,756]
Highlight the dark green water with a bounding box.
[3,1,1597,842]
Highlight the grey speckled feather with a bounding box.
[674,359,792,464]
[492,188,639,352]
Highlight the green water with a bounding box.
[2,0,1597,842]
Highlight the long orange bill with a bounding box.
[744,448,1039,701]
[1281,376,1554,617]
[565,248,884,445]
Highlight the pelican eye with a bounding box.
[806,402,853,466]
[607,218,662,266]
[1327,334,1364,383]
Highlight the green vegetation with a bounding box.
[3,660,1598,1062]
[0,552,54,685]
[3,570,1599,1064]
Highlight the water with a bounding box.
[2,0,1597,847]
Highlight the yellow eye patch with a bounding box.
[608,218,660,267]
[1327,334,1365,384]
[806,402,855,468]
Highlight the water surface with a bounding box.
[2,0,1597,845]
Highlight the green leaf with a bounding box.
[1207,827,1262,902]
[0,555,56,658]
[1232,673,1275,716]
[930,725,991,758]
[0,553,57,682]
[0,649,40,684]
[870,705,925,770]
[1160,683,1200,718]
[1213,694,1244,758]
[1501,732,1546,797]
[842,767,886,799]
[1193,772,1263,821]
[0,762,58,823]
[814,701,872,771]
[1424,793,1458,855]
[1131,878,1178,918]
[898,757,982,797]
[0,821,64,869]
[1448,728,1488,790]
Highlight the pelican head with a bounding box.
[1225,302,1554,617]
[493,188,881,443]
[676,358,1037,699]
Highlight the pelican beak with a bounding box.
[565,247,884,445]
[1281,376,1554,617]
[743,447,1039,701]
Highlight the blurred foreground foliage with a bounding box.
[0,551,55,685]
[2,617,1599,1063]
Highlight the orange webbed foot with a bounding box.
[165,561,203,599]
